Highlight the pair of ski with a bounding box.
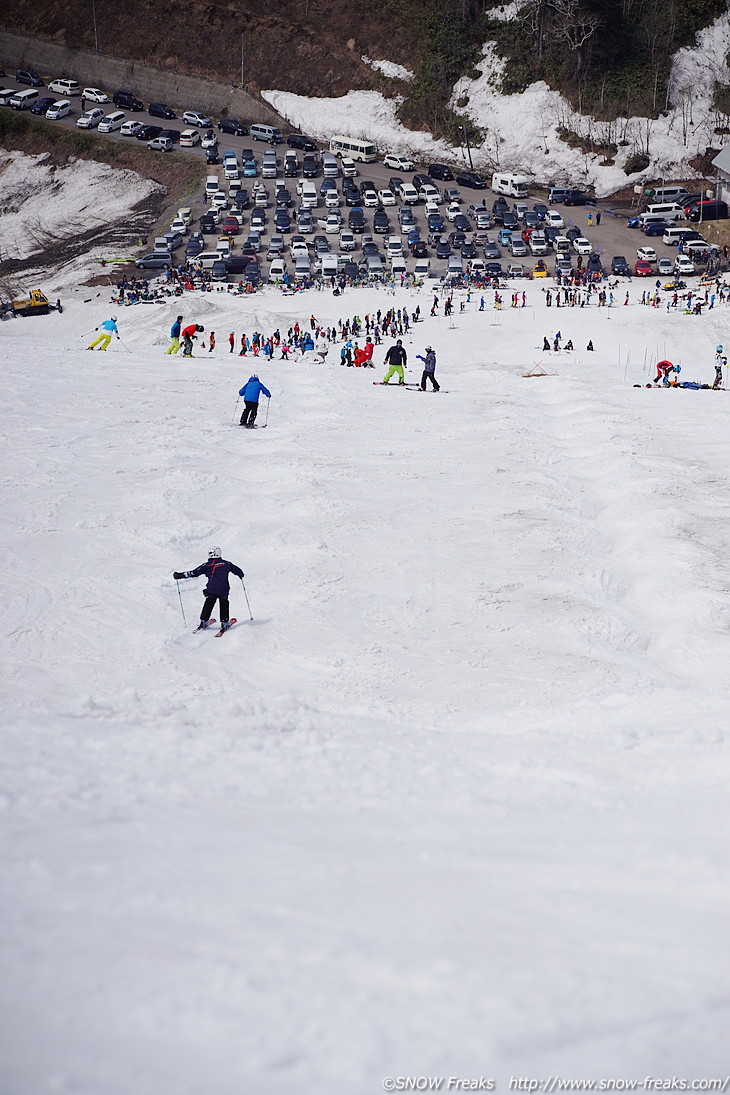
[193,618,237,637]
[372,383,447,392]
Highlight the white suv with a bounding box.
[383,153,414,171]
[77,108,105,129]
[182,110,213,128]
[47,79,80,97]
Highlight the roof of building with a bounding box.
[711,145,730,176]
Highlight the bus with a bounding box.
[329,135,378,163]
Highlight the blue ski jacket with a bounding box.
[170,318,182,338]
[239,377,271,402]
[180,558,244,596]
[101,318,119,333]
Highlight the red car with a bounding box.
[634,259,652,276]
[521,226,535,243]
[220,217,240,236]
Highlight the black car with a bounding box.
[16,69,44,87]
[225,256,249,276]
[436,240,451,259]
[427,213,444,233]
[399,208,416,226]
[412,174,431,191]
[302,156,318,178]
[461,241,477,259]
[428,162,454,181]
[360,180,376,194]
[233,189,250,208]
[136,124,163,141]
[533,203,548,219]
[349,209,366,232]
[276,188,292,207]
[610,255,629,276]
[245,262,261,285]
[199,215,218,234]
[274,213,291,233]
[149,102,176,119]
[218,118,248,135]
[562,190,596,206]
[586,253,602,273]
[565,226,581,242]
[373,210,390,234]
[284,159,298,177]
[113,89,144,111]
[388,177,404,194]
[642,221,670,237]
[524,211,541,228]
[453,214,471,232]
[30,97,56,115]
[343,261,359,279]
[411,240,427,258]
[287,133,318,151]
[206,147,221,164]
[185,236,204,258]
[363,242,380,256]
[158,128,180,143]
[456,171,487,189]
[501,211,518,229]
[485,261,504,277]
[343,186,361,206]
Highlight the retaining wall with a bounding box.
[0,30,288,127]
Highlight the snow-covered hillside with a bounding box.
[1,278,729,1093]
[263,11,730,196]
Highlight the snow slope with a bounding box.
[263,11,730,195]
[1,283,730,1093]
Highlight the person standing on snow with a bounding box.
[382,339,407,385]
[166,315,184,355]
[173,546,243,632]
[87,316,119,351]
[181,323,204,357]
[239,374,271,428]
[416,345,440,391]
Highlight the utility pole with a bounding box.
[92,0,99,51]
[241,34,244,88]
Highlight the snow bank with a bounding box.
[1,278,730,1091]
[362,55,415,82]
[0,149,162,289]
[264,10,730,196]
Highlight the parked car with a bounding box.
[456,171,487,189]
[218,118,247,135]
[572,236,592,255]
[183,110,212,127]
[47,79,80,97]
[120,120,146,137]
[46,99,72,121]
[98,111,126,133]
[201,129,218,148]
[544,209,564,228]
[287,134,318,151]
[30,97,56,115]
[428,163,454,181]
[636,246,657,264]
[149,102,176,119]
[135,251,172,269]
[657,256,674,276]
[634,259,653,276]
[16,69,44,87]
[76,106,105,128]
[586,253,602,274]
[383,153,414,171]
[113,89,143,111]
[81,87,109,103]
[610,255,629,276]
[135,124,162,141]
[675,254,696,275]
[562,190,596,206]
[147,136,173,152]
[642,221,670,237]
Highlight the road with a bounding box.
[0,85,710,283]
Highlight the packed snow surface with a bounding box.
[264,10,730,196]
[362,56,415,82]
[1,279,730,1093]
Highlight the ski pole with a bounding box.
[240,577,253,620]
[118,338,132,353]
[230,395,240,425]
[176,580,187,625]
[263,398,270,428]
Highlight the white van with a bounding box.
[637,212,670,226]
[97,110,126,132]
[399,182,419,204]
[205,175,220,198]
[9,88,40,110]
[390,256,407,278]
[298,180,318,208]
[553,235,571,254]
[341,157,357,177]
[645,202,686,221]
[179,128,201,147]
[662,225,693,246]
[321,153,339,178]
[321,253,340,278]
[447,254,464,276]
[413,258,431,279]
[46,100,72,120]
[47,79,81,97]
[492,172,529,198]
[650,185,689,203]
[250,123,283,143]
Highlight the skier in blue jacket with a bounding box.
[173,546,243,631]
[239,374,271,428]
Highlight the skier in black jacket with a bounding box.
[173,546,243,631]
[382,339,408,385]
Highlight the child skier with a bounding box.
[173,547,243,632]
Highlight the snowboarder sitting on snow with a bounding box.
[565,339,574,351]
[586,340,594,351]
[173,546,243,632]
[542,336,551,351]
[239,374,271,428]
[87,316,119,351]
[382,339,408,385]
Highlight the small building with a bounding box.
[711,146,730,205]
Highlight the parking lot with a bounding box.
[0,72,722,286]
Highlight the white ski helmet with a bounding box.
[208,546,222,558]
